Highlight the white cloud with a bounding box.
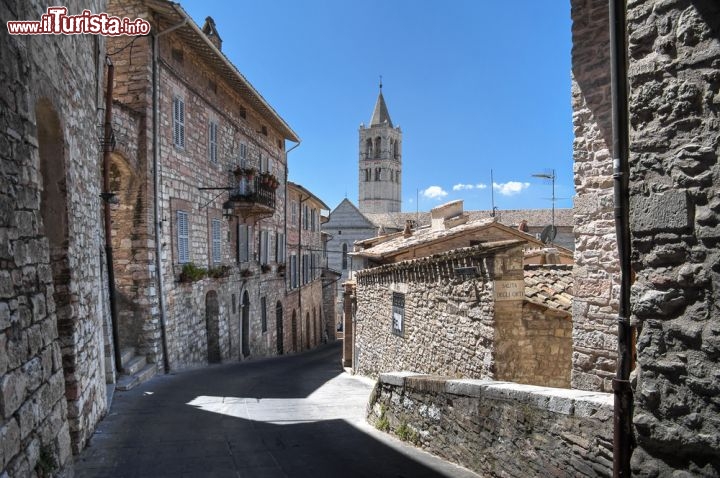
[452,183,488,191]
[422,186,448,200]
[493,181,530,196]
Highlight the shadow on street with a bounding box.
[75,342,477,478]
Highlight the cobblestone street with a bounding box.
[74,343,479,478]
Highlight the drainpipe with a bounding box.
[284,142,300,349]
[101,56,122,374]
[152,17,187,373]
[609,0,633,476]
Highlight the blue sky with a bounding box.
[180,0,573,213]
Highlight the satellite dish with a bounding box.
[540,225,557,244]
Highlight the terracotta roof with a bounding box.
[363,208,573,230]
[352,217,549,261]
[524,265,574,315]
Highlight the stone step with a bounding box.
[135,363,157,385]
[123,355,147,375]
[116,363,157,392]
[116,374,139,392]
[120,348,135,368]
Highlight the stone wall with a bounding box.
[511,303,573,388]
[354,243,527,381]
[106,0,298,370]
[571,0,619,393]
[368,372,613,478]
[1,0,112,474]
[625,0,720,474]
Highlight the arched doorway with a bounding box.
[206,291,220,363]
[291,310,298,352]
[241,291,250,358]
[276,301,284,355]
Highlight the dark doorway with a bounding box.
[242,291,250,358]
[291,310,298,352]
[206,291,220,363]
[276,301,284,355]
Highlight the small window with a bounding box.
[374,137,381,158]
[208,120,218,163]
[259,229,269,265]
[341,243,348,270]
[276,232,286,263]
[238,143,247,166]
[375,168,381,181]
[396,171,400,183]
[310,209,316,232]
[261,125,268,136]
[290,201,298,226]
[208,79,217,94]
[237,223,250,262]
[177,210,189,264]
[211,219,222,265]
[289,254,298,289]
[239,106,246,119]
[392,292,405,337]
[173,97,185,149]
[261,297,267,333]
[171,48,183,63]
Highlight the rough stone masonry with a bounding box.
[573,0,720,475]
[1,0,113,476]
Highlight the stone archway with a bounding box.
[241,291,250,358]
[276,301,283,355]
[206,291,220,363]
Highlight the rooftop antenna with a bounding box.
[532,168,556,241]
[490,169,497,217]
[379,75,382,90]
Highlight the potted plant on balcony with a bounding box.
[261,264,271,273]
[240,268,253,278]
[276,263,286,276]
[179,262,207,283]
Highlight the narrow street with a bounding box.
[74,343,479,478]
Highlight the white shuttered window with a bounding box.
[211,219,222,264]
[177,210,189,263]
[173,97,185,148]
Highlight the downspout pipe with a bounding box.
[101,56,122,374]
[152,17,187,373]
[609,0,634,476]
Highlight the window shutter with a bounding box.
[177,210,189,263]
[211,219,222,264]
[237,224,249,262]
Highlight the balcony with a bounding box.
[223,170,278,220]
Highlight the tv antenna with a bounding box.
[532,168,556,236]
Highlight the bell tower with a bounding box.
[358,82,402,213]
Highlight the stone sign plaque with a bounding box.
[494,280,525,302]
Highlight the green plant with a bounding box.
[207,265,230,279]
[179,262,207,282]
[375,404,389,432]
[36,445,57,477]
[396,421,419,444]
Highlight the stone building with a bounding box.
[105,0,304,378]
[1,0,114,475]
[351,200,574,387]
[358,86,402,214]
[285,182,330,352]
[572,0,720,474]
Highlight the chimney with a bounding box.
[430,199,469,231]
[403,220,413,237]
[202,16,223,51]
